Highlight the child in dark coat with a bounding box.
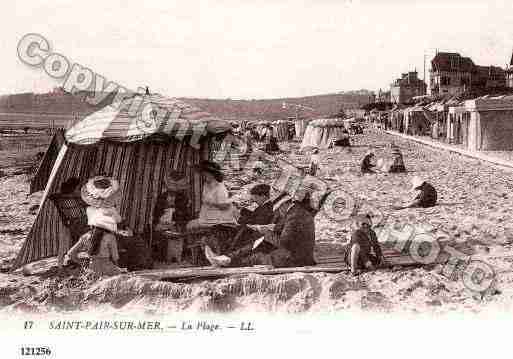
[345,214,384,275]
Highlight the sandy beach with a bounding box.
[1,129,513,314]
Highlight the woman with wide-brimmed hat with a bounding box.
[66,176,128,277]
[186,160,238,230]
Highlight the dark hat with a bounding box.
[192,160,224,182]
[61,177,81,194]
[165,170,189,191]
[250,184,271,197]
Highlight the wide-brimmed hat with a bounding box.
[165,171,188,191]
[292,177,328,211]
[410,176,425,191]
[81,176,120,208]
[192,160,224,181]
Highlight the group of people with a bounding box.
[361,143,406,174]
[61,137,438,278]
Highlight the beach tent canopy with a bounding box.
[65,93,230,144]
[272,120,294,141]
[294,118,312,139]
[14,93,232,269]
[300,118,346,151]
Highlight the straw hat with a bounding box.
[165,171,188,191]
[410,176,425,191]
[81,176,120,208]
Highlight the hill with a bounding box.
[0,90,374,129]
[179,93,373,121]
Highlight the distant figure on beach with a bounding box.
[331,129,351,147]
[263,126,280,153]
[388,144,406,173]
[309,148,320,176]
[361,151,376,173]
[345,214,384,275]
[395,176,437,209]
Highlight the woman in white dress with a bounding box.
[187,161,238,230]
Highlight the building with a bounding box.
[390,71,427,104]
[430,52,474,96]
[472,65,506,89]
[430,52,507,96]
[447,95,513,151]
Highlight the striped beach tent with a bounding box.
[29,129,65,194]
[13,93,232,269]
[294,118,312,139]
[272,120,294,141]
[300,118,346,151]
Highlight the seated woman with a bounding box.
[361,151,376,174]
[154,172,190,232]
[66,176,128,277]
[332,129,351,147]
[205,182,329,268]
[186,161,238,230]
[388,144,406,173]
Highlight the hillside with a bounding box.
[179,93,372,121]
[0,90,374,129]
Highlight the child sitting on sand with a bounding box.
[345,214,384,275]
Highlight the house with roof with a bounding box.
[445,95,513,151]
[430,52,474,96]
[390,71,427,104]
[430,52,506,96]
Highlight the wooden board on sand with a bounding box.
[130,252,451,282]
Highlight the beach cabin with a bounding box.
[456,95,513,151]
[13,93,232,269]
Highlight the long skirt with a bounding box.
[89,257,125,277]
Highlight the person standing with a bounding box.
[309,148,320,176]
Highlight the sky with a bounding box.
[1,0,513,99]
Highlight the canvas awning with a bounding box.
[65,93,232,145]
